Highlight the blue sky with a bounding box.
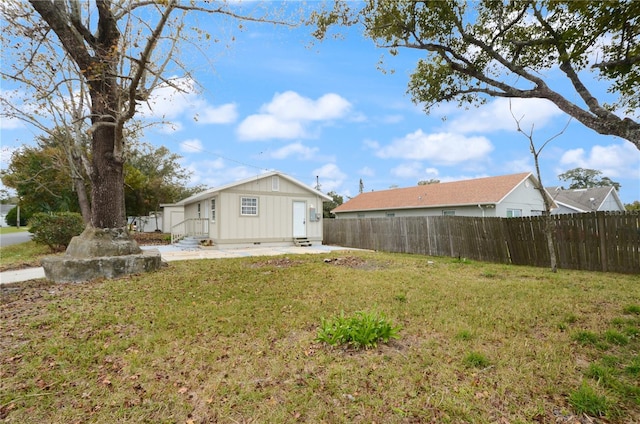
[1,3,639,204]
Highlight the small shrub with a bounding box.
[5,206,29,227]
[463,351,490,368]
[569,382,610,417]
[28,212,84,252]
[316,310,401,349]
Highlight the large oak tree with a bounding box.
[312,0,640,148]
[1,0,289,237]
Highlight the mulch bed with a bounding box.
[131,232,171,246]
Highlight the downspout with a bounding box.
[478,204,485,218]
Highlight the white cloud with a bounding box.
[391,164,441,180]
[438,173,490,183]
[375,130,494,165]
[391,162,423,179]
[363,139,380,149]
[358,166,375,177]
[236,91,352,141]
[237,114,305,140]
[185,162,254,188]
[559,142,640,178]
[0,146,18,168]
[503,157,533,174]
[138,77,197,120]
[313,163,347,193]
[180,139,203,153]
[382,114,404,124]
[267,142,319,160]
[424,167,439,177]
[263,91,351,121]
[199,103,238,124]
[138,77,237,127]
[0,116,23,130]
[446,98,564,134]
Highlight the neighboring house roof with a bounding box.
[547,186,624,213]
[175,171,332,205]
[333,172,542,213]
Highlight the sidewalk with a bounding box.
[0,244,356,285]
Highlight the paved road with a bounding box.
[0,231,32,247]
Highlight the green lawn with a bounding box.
[0,241,52,271]
[1,252,639,423]
[0,226,29,235]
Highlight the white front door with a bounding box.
[293,201,306,237]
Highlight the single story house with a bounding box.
[547,186,625,214]
[332,172,553,219]
[163,171,332,248]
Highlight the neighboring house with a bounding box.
[332,173,552,219]
[163,171,332,248]
[0,204,16,227]
[547,186,625,215]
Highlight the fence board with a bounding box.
[324,212,640,274]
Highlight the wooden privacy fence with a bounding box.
[323,212,640,274]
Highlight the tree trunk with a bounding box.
[533,154,557,273]
[72,175,92,225]
[90,121,126,229]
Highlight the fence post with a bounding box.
[597,212,607,273]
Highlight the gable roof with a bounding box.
[333,173,537,213]
[547,186,624,212]
[175,171,332,205]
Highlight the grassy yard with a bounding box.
[0,227,29,235]
[0,241,52,271]
[1,251,639,423]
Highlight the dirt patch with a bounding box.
[249,257,304,268]
[131,232,170,246]
[323,256,387,270]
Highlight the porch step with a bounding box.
[293,237,312,247]
[176,237,203,249]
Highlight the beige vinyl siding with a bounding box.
[213,182,324,246]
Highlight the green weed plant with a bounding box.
[316,310,401,349]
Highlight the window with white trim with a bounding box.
[272,175,280,191]
[241,197,258,216]
[210,198,216,222]
[442,210,456,216]
[506,208,522,218]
